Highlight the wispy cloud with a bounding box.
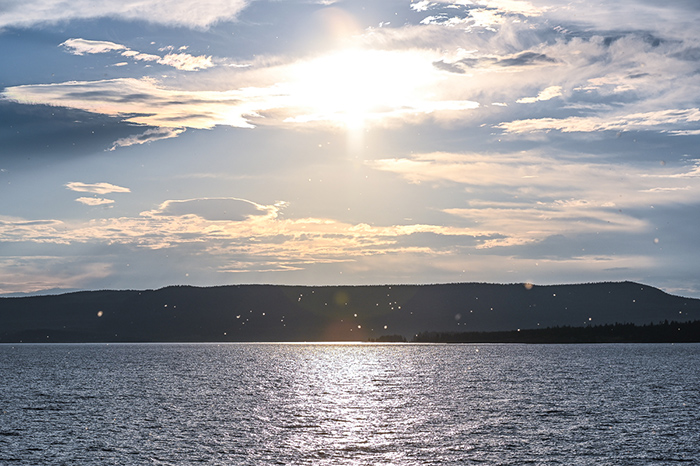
[0,256,112,295]
[110,127,185,150]
[499,108,700,133]
[61,38,215,71]
[75,197,115,206]
[368,151,700,247]
[60,38,126,55]
[65,182,131,194]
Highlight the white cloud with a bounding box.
[65,182,131,194]
[60,38,126,55]
[0,0,252,29]
[157,53,214,71]
[61,37,215,71]
[516,85,562,104]
[499,108,700,133]
[411,1,434,13]
[2,78,270,130]
[76,197,115,206]
[0,197,489,259]
[110,127,185,150]
[121,50,160,62]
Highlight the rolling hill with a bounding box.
[1,281,698,342]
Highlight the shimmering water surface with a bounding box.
[1,343,698,465]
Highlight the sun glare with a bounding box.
[285,49,439,130]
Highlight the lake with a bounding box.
[1,343,698,465]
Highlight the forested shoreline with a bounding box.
[410,320,700,343]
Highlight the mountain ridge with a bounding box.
[1,281,698,342]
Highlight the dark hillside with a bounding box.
[0,282,698,342]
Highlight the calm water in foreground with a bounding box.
[0,343,698,465]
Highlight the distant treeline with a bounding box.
[412,320,700,343]
[367,334,408,343]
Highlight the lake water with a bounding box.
[1,343,698,465]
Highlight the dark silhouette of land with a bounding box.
[1,281,699,342]
[414,320,700,343]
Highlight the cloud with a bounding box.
[9,0,700,144]
[0,0,252,29]
[157,53,214,71]
[433,51,558,74]
[110,127,185,150]
[61,37,215,71]
[2,77,270,130]
[60,38,126,55]
[499,108,700,133]
[369,151,700,202]
[65,182,131,194]
[146,197,279,222]
[76,197,115,206]
[0,256,112,295]
[368,151,700,247]
[0,197,491,262]
[121,50,160,62]
[516,85,562,103]
[443,203,647,248]
[2,47,482,134]
[495,52,557,67]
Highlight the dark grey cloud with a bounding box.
[494,52,557,67]
[433,51,557,74]
[432,59,465,74]
[672,47,700,62]
[0,100,149,163]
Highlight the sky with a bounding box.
[1,0,700,297]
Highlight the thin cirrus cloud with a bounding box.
[368,152,700,204]
[368,151,700,247]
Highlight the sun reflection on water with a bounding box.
[273,344,427,463]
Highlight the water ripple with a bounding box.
[0,343,698,465]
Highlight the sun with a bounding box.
[284,48,439,130]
